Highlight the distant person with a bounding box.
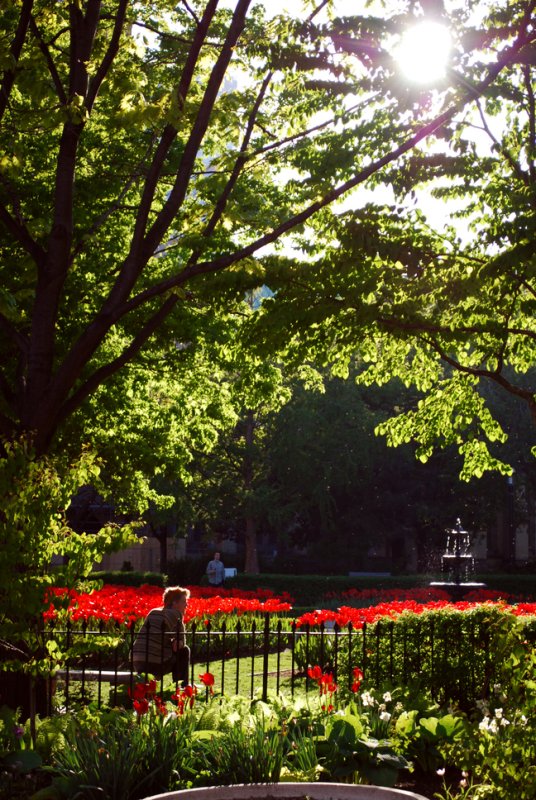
[132,586,190,684]
[206,551,225,587]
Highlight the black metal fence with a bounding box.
[45,613,501,713]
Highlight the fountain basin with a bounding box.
[142,783,430,800]
[430,581,486,601]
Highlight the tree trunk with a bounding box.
[244,514,259,574]
[242,410,259,574]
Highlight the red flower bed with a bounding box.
[295,599,536,629]
[321,586,527,604]
[43,584,536,629]
[43,584,293,625]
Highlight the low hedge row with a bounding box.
[89,569,536,604]
[90,570,166,587]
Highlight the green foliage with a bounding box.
[203,709,284,784]
[316,707,410,787]
[395,707,467,775]
[48,705,200,800]
[293,606,536,714]
[2,618,535,799]
[2,0,533,531]
[433,615,536,800]
[252,0,536,479]
[0,439,139,676]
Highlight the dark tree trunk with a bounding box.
[243,410,259,574]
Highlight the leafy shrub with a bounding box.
[330,606,536,710]
[435,617,536,800]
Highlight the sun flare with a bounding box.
[395,21,451,84]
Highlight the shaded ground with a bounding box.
[396,764,463,799]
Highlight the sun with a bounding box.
[394,20,452,84]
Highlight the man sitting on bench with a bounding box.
[132,586,190,685]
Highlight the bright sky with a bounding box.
[197,2,475,243]
[249,1,464,240]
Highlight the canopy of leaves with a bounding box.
[1,0,531,465]
[251,0,536,479]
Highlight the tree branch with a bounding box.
[424,336,536,424]
[127,0,220,265]
[115,30,533,318]
[54,295,179,430]
[140,0,252,262]
[0,200,46,266]
[252,95,377,160]
[86,0,129,111]
[475,97,533,192]
[523,63,536,183]
[376,312,536,341]
[29,15,67,104]
[23,1,103,415]
[0,0,34,122]
[28,1,536,447]
[71,136,158,261]
[193,70,273,248]
[182,0,201,26]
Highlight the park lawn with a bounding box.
[194,647,298,698]
[52,649,301,710]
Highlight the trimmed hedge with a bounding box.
[90,570,166,587]
[222,573,414,604]
[89,570,535,604]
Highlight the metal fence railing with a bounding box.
[45,614,500,713]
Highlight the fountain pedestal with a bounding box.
[429,518,486,601]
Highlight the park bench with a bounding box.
[54,668,135,685]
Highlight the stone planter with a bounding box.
[143,782,430,800]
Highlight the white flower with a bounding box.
[383,692,392,702]
[361,691,375,707]
[494,708,503,719]
[479,717,490,732]
[436,768,446,776]
[379,711,391,723]
[500,717,510,726]
[520,715,528,726]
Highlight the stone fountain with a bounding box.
[429,518,486,600]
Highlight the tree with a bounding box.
[0,0,533,667]
[171,316,295,574]
[248,368,496,573]
[253,0,536,480]
[1,0,529,457]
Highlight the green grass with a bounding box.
[193,648,298,698]
[51,649,305,711]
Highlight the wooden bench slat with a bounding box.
[55,669,135,684]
